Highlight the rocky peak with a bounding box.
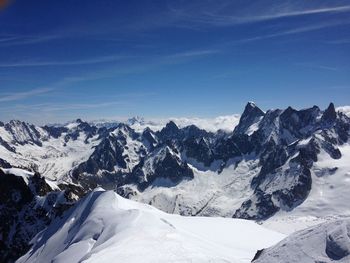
[4,120,43,146]
[111,123,135,139]
[158,121,181,141]
[322,102,337,124]
[165,121,179,131]
[127,116,145,125]
[234,102,265,134]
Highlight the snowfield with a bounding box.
[0,123,100,181]
[17,189,285,263]
[264,142,350,234]
[131,155,260,217]
[254,218,350,263]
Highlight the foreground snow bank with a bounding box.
[18,189,284,263]
[254,218,350,263]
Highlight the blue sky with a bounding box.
[0,0,350,124]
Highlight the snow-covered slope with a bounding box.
[128,155,260,217]
[254,218,350,263]
[0,119,100,181]
[263,142,350,234]
[18,189,284,263]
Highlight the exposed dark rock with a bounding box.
[157,121,181,141]
[0,158,11,168]
[326,223,350,260]
[252,249,264,262]
[234,102,265,134]
[42,125,68,138]
[0,169,76,262]
[233,188,279,220]
[322,102,337,124]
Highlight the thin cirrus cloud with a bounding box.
[165,49,220,59]
[295,63,338,71]
[21,101,125,112]
[0,2,349,48]
[0,87,54,102]
[167,2,350,27]
[0,50,216,69]
[227,20,350,44]
[0,34,63,47]
[231,5,350,24]
[0,55,129,68]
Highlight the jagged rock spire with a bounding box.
[322,102,337,123]
[234,102,265,134]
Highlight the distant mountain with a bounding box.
[1,103,349,219]
[87,114,241,133]
[1,102,350,261]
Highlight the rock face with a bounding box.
[232,102,349,220]
[234,102,265,135]
[253,219,350,263]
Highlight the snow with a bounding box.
[133,155,260,217]
[255,218,350,263]
[337,106,350,117]
[17,189,284,263]
[245,116,263,135]
[264,143,350,235]
[0,130,100,181]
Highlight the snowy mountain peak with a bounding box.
[2,120,47,146]
[165,120,179,130]
[127,116,145,125]
[234,102,265,134]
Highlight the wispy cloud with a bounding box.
[7,101,125,112]
[0,87,54,102]
[167,2,350,27]
[0,34,62,46]
[232,5,350,24]
[227,20,349,43]
[166,49,220,59]
[326,38,350,44]
[295,63,338,71]
[0,55,129,68]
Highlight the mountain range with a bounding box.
[1,102,350,262]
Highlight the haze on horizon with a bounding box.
[0,0,349,124]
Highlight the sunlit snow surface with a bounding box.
[17,189,284,263]
[264,143,350,234]
[0,125,100,181]
[255,218,350,263]
[132,155,260,217]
